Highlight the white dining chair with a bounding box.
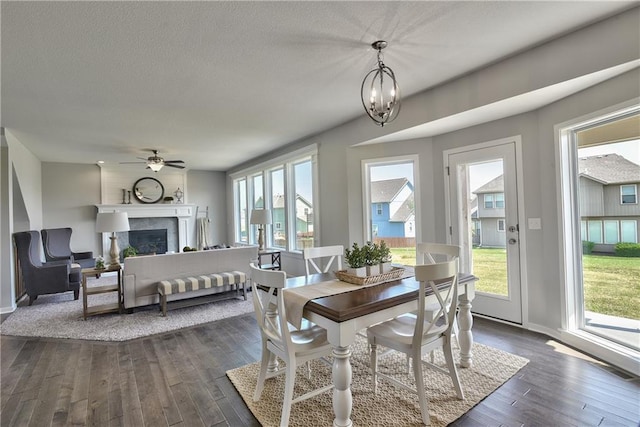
[416,243,461,350]
[367,259,464,426]
[249,263,334,427]
[303,245,344,276]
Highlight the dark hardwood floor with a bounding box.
[1,314,638,426]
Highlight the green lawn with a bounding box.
[390,246,639,320]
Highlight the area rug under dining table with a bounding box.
[227,334,529,426]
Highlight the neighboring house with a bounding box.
[473,154,640,251]
[473,175,506,248]
[578,153,640,252]
[370,178,415,238]
[272,193,314,246]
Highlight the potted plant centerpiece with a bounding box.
[378,240,393,273]
[363,241,379,276]
[345,243,366,277]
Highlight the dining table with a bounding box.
[280,269,477,427]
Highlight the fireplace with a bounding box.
[129,229,168,255]
[96,204,194,257]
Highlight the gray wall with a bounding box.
[227,9,640,337]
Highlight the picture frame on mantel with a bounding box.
[133,177,164,204]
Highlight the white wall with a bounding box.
[6,130,43,230]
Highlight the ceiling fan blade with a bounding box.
[120,161,146,164]
[164,160,185,164]
[164,163,186,169]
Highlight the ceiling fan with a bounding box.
[121,150,185,172]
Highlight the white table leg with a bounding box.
[458,296,474,368]
[332,345,353,427]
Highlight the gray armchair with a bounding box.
[12,231,81,305]
[42,227,95,269]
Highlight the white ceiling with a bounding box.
[2,1,636,171]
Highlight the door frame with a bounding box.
[443,135,529,326]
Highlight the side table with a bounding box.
[81,264,122,320]
[257,249,281,271]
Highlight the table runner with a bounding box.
[283,267,414,329]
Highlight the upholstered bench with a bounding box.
[157,271,247,316]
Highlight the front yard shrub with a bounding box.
[615,242,640,257]
[582,240,595,254]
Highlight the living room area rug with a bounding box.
[227,336,529,427]
[0,272,254,341]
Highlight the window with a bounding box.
[497,219,506,232]
[588,220,603,243]
[621,220,637,243]
[621,184,637,204]
[495,193,505,208]
[271,168,286,249]
[484,194,494,209]
[231,146,317,252]
[235,179,248,243]
[558,103,639,371]
[376,203,383,215]
[293,160,314,251]
[604,220,619,244]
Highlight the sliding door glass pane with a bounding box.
[621,220,637,243]
[588,221,602,243]
[604,221,619,244]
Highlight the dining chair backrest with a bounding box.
[303,245,344,276]
[413,258,459,346]
[416,242,460,265]
[249,263,291,349]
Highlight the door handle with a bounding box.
[508,225,518,233]
[509,238,517,245]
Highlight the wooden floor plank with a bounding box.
[1,313,638,426]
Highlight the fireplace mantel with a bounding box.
[96,204,195,255]
[96,204,195,218]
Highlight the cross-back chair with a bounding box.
[303,245,343,277]
[249,263,333,427]
[416,243,461,349]
[367,258,464,425]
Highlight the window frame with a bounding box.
[497,219,506,232]
[484,194,494,209]
[620,184,637,205]
[495,193,505,208]
[230,145,318,253]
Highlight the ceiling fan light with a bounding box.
[148,162,163,172]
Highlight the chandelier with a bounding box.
[361,40,401,127]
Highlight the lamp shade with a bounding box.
[96,212,130,233]
[250,209,272,225]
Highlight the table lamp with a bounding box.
[250,208,272,251]
[96,211,130,267]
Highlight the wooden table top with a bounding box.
[286,272,477,323]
